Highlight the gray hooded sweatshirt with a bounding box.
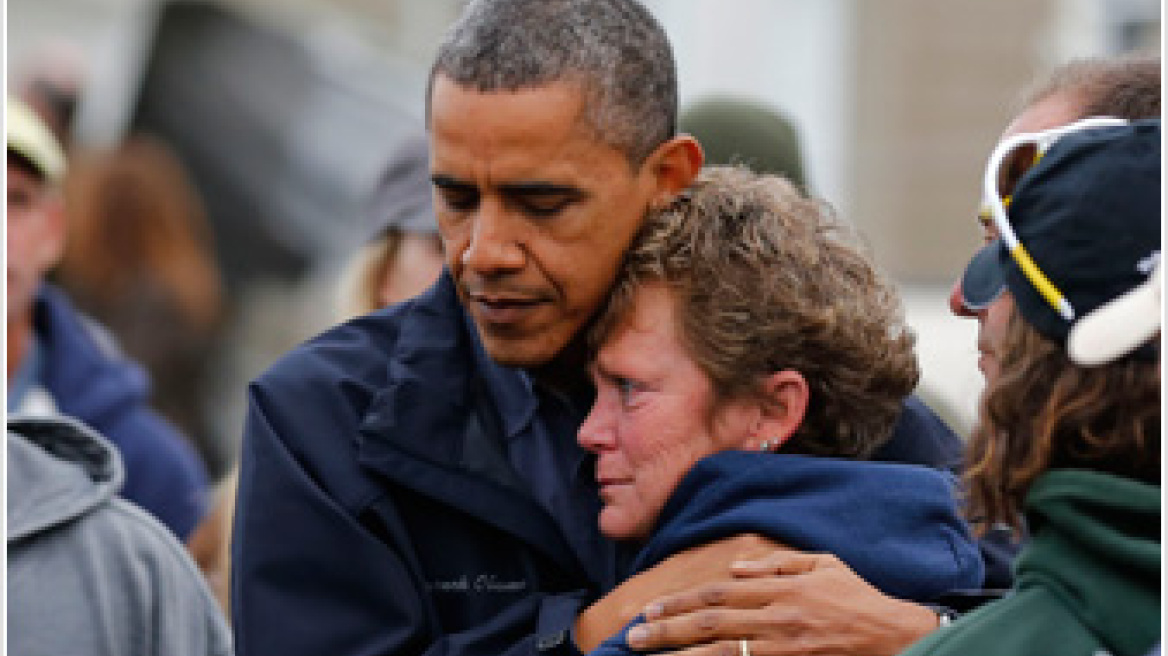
[7,416,232,656]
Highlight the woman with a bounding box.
[901,121,1160,655]
[335,132,445,318]
[576,166,985,654]
[57,136,227,478]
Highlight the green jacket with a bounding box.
[901,469,1160,656]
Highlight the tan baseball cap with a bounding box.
[7,96,67,183]
[1067,262,1161,367]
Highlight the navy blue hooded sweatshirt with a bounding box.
[29,285,208,540]
[589,451,985,656]
[233,274,995,656]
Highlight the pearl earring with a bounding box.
[759,439,777,452]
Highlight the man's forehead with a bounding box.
[429,84,630,185]
[430,75,588,130]
[1003,92,1085,139]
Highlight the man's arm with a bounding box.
[573,535,780,653]
[621,551,938,656]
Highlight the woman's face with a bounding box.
[577,283,760,540]
[379,232,445,306]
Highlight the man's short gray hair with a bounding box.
[429,0,677,166]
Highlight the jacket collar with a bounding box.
[467,313,538,442]
[33,284,149,425]
[355,273,588,579]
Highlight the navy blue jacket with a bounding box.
[875,397,1019,591]
[232,273,991,656]
[590,452,984,655]
[34,285,208,540]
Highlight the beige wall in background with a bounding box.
[852,0,1054,283]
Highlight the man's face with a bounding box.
[949,91,1084,387]
[7,157,64,325]
[577,284,757,540]
[429,76,665,368]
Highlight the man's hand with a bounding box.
[574,534,780,653]
[624,551,938,656]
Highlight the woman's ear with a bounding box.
[752,370,809,451]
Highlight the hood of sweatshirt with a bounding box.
[7,416,124,544]
[631,451,985,601]
[1017,469,1160,656]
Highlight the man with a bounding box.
[623,53,1160,656]
[8,416,233,656]
[232,2,976,654]
[7,97,209,542]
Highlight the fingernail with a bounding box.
[643,602,663,619]
[627,625,648,645]
[731,560,758,570]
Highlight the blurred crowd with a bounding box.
[5,2,1161,656]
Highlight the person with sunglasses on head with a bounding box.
[624,53,1160,656]
[902,117,1161,656]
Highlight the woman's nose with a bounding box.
[577,400,615,453]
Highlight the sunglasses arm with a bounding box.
[982,136,1076,321]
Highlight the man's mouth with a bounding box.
[468,293,546,326]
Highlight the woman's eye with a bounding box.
[616,378,642,405]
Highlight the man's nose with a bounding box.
[948,278,978,318]
[460,200,525,274]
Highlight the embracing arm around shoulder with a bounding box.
[617,550,939,656]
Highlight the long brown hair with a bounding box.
[965,305,1160,535]
[58,135,222,330]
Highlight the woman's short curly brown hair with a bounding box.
[590,166,919,458]
[966,304,1160,536]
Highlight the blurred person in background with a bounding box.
[902,118,1160,656]
[679,96,808,189]
[7,96,211,546]
[13,40,85,151]
[625,52,1161,656]
[7,415,233,656]
[335,131,445,318]
[56,136,240,605]
[56,135,230,483]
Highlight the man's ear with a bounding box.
[645,134,703,206]
[751,370,809,451]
